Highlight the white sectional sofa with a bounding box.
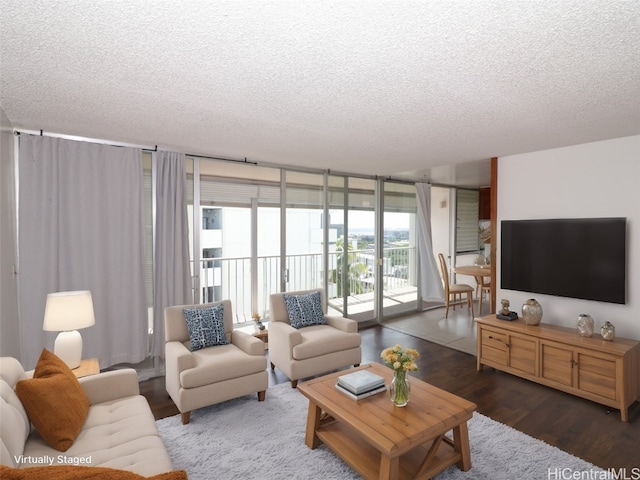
[0,356,175,477]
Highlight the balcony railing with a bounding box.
[194,246,416,324]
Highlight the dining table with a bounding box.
[453,264,494,313]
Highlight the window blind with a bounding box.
[200,178,280,207]
[456,189,479,253]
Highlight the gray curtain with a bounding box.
[416,183,445,302]
[153,150,192,358]
[18,135,148,369]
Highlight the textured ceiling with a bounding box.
[1,1,639,186]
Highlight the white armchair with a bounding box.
[269,289,361,388]
[164,300,268,424]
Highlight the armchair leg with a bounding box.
[354,363,360,367]
[181,412,191,425]
[258,390,266,401]
[290,379,298,388]
[270,362,275,370]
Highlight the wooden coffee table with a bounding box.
[298,363,477,480]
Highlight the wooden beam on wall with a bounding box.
[490,157,498,313]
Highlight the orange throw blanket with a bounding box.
[0,465,188,480]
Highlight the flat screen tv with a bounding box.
[501,218,627,304]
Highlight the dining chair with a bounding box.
[438,253,475,319]
[477,277,492,315]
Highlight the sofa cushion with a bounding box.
[22,395,173,475]
[1,357,30,468]
[282,291,327,329]
[292,325,361,360]
[184,303,228,351]
[15,349,89,452]
[0,465,187,480]
[0,380,30,468]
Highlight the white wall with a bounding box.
[0,107,20,358]
[497,135,640,340]
[430,186,451,261]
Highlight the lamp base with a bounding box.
[54,330,83,369]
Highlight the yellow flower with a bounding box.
[405,348,420,360]
[380,344,419,373]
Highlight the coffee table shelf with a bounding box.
[316,418,462,479]
[298,363,476,480]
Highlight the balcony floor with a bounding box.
[328,286,420,315]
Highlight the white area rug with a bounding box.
[156,382,603,480]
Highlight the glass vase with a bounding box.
[577,314,594,337]
[522,299,543,326]
[390,370,410,407]
[601,321,615,341]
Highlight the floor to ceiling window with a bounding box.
[284,171,325,293]
[194,160,280,323]
[328,176,377,322]
[381,181,418,317]
[182,159,427,327]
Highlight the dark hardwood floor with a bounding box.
[140,324,640,471]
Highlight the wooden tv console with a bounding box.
[475,315,640,421]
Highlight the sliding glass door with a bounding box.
[381,181,418,317]
[187,159,423,326]
[328,176,377,322]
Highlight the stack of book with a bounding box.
[335,369,386,400]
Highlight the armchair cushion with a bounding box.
[183,303,228,351]
[14,349,89,452]
[292,325,362,360]
[179,344,267,389]
[282,291,326,329]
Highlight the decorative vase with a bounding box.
[390,370,410,407]
[522,299,543,326]
[601,321,615,341]
[577,314,594,337]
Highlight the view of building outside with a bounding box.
[191,163,419,325]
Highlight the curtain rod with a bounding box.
[185,152,258,166]
[13,128,456,186]
[15,129,158,152]
[15,129,265,167]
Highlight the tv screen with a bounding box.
[501,218,626,304]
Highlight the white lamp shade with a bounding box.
[43,290,96,332]
[43,291,95,369]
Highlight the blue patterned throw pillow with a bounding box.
[183,304,228,351]
[282,291,326,329]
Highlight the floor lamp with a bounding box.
[43,290,96,369]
